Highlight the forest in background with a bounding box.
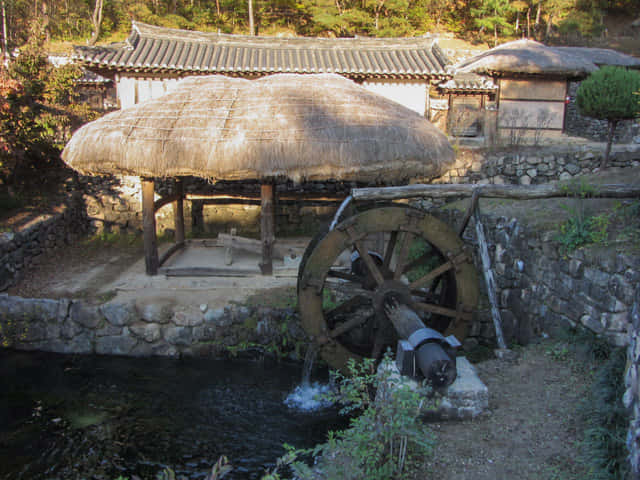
[1,0,639,54]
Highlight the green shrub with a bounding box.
[580,347,629,479]
[576,67,640,168]
[267,354,434,480]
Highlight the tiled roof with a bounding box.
[438,73,497,92]
[73,21,450,79]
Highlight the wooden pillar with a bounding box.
[260,183,275,275]
[141,177,159,275]
[173,178,185,244]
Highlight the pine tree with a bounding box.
[576,66,640,168]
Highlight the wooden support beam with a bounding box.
[352,183,640,202]
[158,241,185,267]
[173,178,185,244]
[260,183,275,275]
[473,205,507,350]
[141,177,159,275]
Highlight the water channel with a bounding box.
[0,349,344,480]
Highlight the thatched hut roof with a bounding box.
[551,47,640,69]
[62,74,454,183]
[456,39,598,77]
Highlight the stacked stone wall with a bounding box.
[0,295,307,361]
[0,194,89,291]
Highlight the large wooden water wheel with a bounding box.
[297,205,478,372]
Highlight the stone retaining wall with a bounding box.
[468,213,639,348]
[0,294,307,360]
[433,144,640,186]
[0,194,89,291]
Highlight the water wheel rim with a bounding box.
[298,205,478,372]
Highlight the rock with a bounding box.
[101,302,137,326]
[204,308,231,326]
[137,300,174,324]
[70,301,102,329]
[519,175,531,185]
[163,325,193,346]
[129,322,162,343]
[565,163,581,175]
[172,309,203,327]
[199,304,208,313]
[95,334,138,355]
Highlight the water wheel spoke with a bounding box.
[392,231,413,280]
[328,313,375,339]
[327,269,361,283]
[402,249,434,275]
[414,302,471,321]
[408,260,453,290]
[325,294,371,323]
[348,230,385,287]
[383,230,399,269]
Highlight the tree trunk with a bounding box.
[215,0,220,16]
[351,182,640,201]
[1,0,8,66]
[527,7,530,37]
[248,0,255,35]
[602,120,617,169]
[89,0,103,46]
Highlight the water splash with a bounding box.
[284,345,334,411]
[301,344,318,387]
[284,382,333,412]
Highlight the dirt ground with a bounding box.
[425,341,591,480]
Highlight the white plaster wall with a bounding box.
[116,76,183,109]
[362,79,427,116]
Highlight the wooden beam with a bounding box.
[260,183,275,275]
[154,194,180,212]
[141,177,159,275]
[351,183,640,202]
[217,233,302,260]
[158,241,185,267]
[173,178,185,244]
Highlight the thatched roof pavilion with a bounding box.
[63,73,454,275]
[456,39,598,78]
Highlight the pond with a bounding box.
[0,350,343,480]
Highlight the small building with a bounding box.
[454,39,640,141]
[72,21,450,117]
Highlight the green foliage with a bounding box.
[0,21,98,189]
[577,67,640,123]
[580,347,629,479]
[471,0,514,44]
[556,179,610,253]
[274,354,434,480]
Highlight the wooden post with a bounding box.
[260,183,275,275]
[141,177,159,275]
[473,205,507,350]
[173,178,185,244]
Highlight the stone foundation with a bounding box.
[0,295,308,361]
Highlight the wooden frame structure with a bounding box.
[140,177,345,276]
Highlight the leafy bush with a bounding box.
[580,347,629,479]
[267,355,434,480]
[576,66,640,168]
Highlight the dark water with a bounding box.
[0,350,342,480]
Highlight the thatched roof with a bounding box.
[551,47,640,69]
[456,39,598,77]
[62,74,454,183]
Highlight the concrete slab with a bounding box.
[94,238,306,312]
[378,356,489,421]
